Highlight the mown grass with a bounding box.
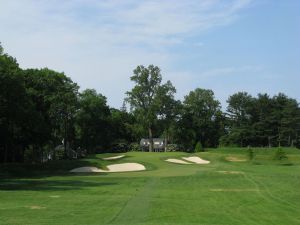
[0,148,300,225]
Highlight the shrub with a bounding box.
[247,147,255,160]
[274,148,288,161]
[111,142,129,153]
[194,141,204,152]
[166,144,180,152]
[129,143,141,151]
[295,138,300,149]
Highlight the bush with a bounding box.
[296,138,300,149]
[111,142,129,153]
[194,141,204,152]
[166,144,180,152]
[129,143,141,151]
[247,147,255,160]
[274,148,288,161]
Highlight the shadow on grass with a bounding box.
[0,159,100,179]
[0,179,116,191]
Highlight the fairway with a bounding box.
[1,149,300,225]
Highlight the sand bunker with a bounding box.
[182,156,210,164]
[217,171,244,175]
[165,159,192,164]
[226,156,247,162]
[102,155,125,160]
[70,163,145,173]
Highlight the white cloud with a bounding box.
[198,65,264,78]
[0,0,253,107]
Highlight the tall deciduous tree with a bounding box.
[0,49,30,162]
[126,65,175,152]
[23,68,79,158]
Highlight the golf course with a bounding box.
[1,148,300,225]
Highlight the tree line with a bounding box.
[1,44,299,163]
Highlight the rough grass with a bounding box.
[0,148,300,225]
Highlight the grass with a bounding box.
[0,148,300,225]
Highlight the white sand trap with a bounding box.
[165,159,192,164]
[70,163,145,173]
[105,163,145,172]
[102,155,125,160]
[182,156,210,164]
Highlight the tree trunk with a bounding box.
[148,127,153,152]
[4,144,8,163]
[64,118,68,158]
[164,133,167,152]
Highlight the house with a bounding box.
[140,138,165,152]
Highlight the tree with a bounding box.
[180,88,222,149]
[156,81,179,151]
[23,68,79,159]
[75,89,111,153]
[0,49,30,162]
[0,43,3,55]
[271,93,300,147]
[225,92,254,147]
[126,65,176,152]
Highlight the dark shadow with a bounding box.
[0,179,116,191]
[0,159,102,179]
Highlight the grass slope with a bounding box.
[0,148,300,225]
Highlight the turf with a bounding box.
[0,148,300,225]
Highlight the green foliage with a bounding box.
[274,148,288,161]
[75,89,111,153]
[129,142,141,151]
[126,65,176,152]
[194,141,204,152]
[177,88,223,149]
[1,43,300,164]
[166,144,180,152]
[0,42,3,55]
[296,138,300,149]
[247,147,255,160]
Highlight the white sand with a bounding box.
[182,156,210,164]
[102,155,125,160]
[165,159,192,164]
[70,163,145,173]
[105,163,145,172]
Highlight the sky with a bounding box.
[0,0,299,109]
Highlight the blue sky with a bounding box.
[0,0,299,109]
